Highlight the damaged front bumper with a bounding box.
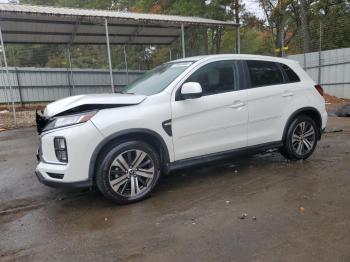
[35,170,92,188]
[36,110,49,135]
[35,120,104,189]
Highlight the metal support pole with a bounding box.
[234,0,240,54]
[169,48,172,61]
[0,57,10,109]
[236,25,241,54]
[14,67,23,106]
[66,48,75,96]
[318,20,322,84]
[10,47,23,105]
[181,24,185,58]
[123,45,129,86]
[105,18,114,93]
[65,49,72,96]
[0,25,16,126]
[281,30,285,57]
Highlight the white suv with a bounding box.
[35,54,327,204]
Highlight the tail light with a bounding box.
[314,84,324,97]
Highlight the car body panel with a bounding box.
[171,89,248,160]
[44,93,147,117]
[35,54,328,188]
[90,92,175,162]
[37,121,104,183]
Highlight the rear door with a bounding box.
[245,60,294,146]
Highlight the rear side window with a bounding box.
[280,63,300,83]
[246,60,284,87]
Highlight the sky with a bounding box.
[243,0,265,19]
[0,0,18,3]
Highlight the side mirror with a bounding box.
[180,82,202,100]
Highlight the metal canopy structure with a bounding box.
[0,4,236,45]
[0,4,239,126]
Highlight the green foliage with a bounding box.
[8,0,350,68]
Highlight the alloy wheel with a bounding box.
[291,121,316,156]
[108,149,155,197]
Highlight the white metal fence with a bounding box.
[0,67,144,104]
[288,47,350,99]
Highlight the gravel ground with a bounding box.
[0,116,350,262]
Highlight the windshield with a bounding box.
[123,62,193,96]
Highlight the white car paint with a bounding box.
[37,121,104,182]
[44,93,146,117]
[171,88,248,160]
[35,54,327,186]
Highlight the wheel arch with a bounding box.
[88,128,170,183]
[282,107,322,141]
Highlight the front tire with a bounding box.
[96,140,161,204]
[280,115,318,161]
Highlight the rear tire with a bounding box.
[95,140,161,204]
[280,115,318,161]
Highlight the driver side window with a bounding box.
[185,60,238,96]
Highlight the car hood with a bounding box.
[44,93,147,117]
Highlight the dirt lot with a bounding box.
[1,116,350,262]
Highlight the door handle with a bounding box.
[230,101,245,109]
[282,92,294,97]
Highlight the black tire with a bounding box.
[280,115,318,161]
[95,140,161,204]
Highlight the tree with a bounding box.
[258,0,295,56]
[16,0,350,67]
[298,0,311,52]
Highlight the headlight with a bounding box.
[44,111,97,131]
[54,137,68,163]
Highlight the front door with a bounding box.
[171,60,248,161]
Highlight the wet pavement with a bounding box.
[1,117,350,262]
